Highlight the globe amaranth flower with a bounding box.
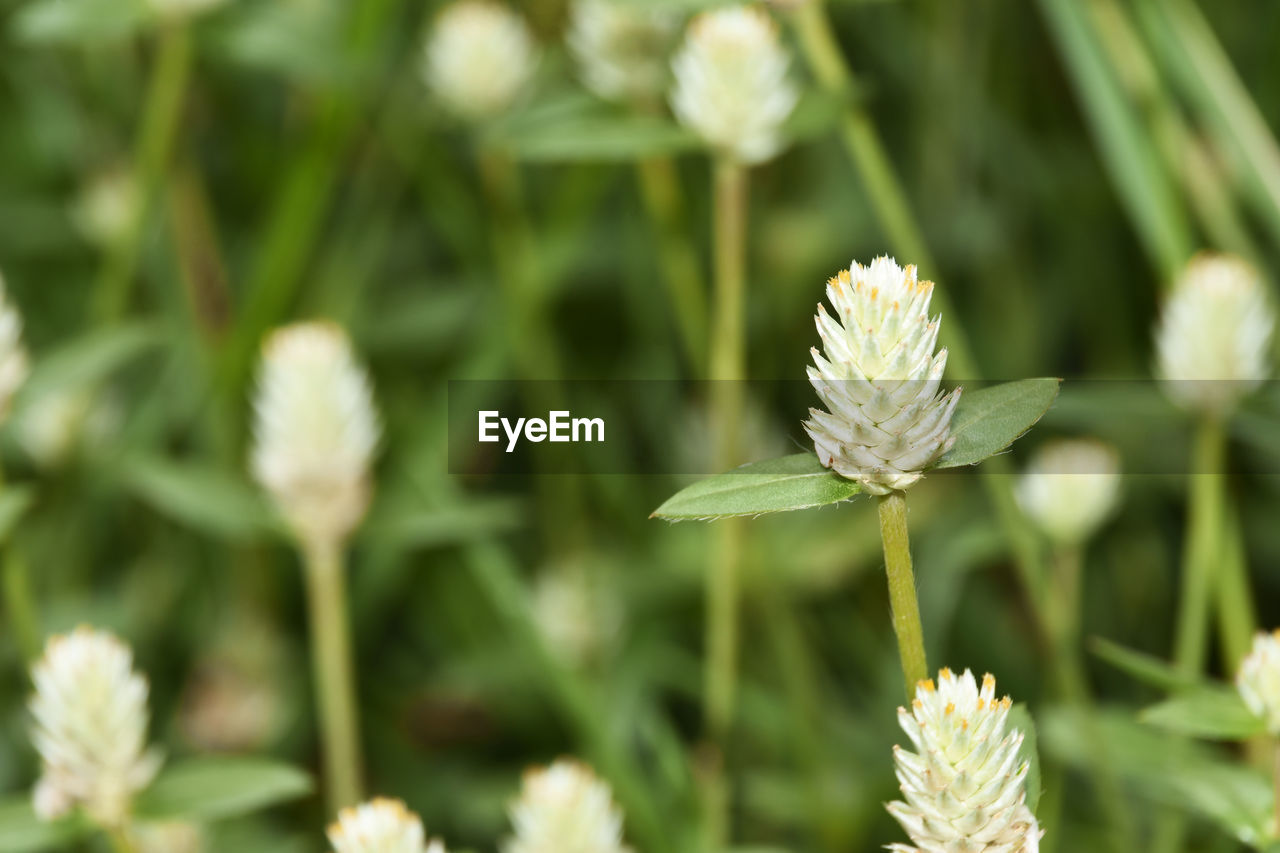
[250,321,380,550]
[504,760,631,853]
[0,271,29,422]
[1015,439,1121,546]
[424,1,538,121]
[804,257,961,495]
[568,0,678,103]
[1238,630,1280,736]
[328,798,446,853]
[670,5,798,164]
[29,627,162,827]
[888,669,1042,853]
[1156,252,1274,416]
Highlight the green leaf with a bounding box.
[505,113,700,162]
[16,323,168,411]
[11,0,150,45]
[1140,686,1267,740]
[1008,703,1042,815]
[114,455,281,543]
[360,496,524,551]
[935,379,1061,469]
[134,757,312,822]
[0,798,89,852]
[0,486,36,545]
[1090,636,1199,692]
[651,454,863,521]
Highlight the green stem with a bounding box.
[3,549,39,664]
[93,23,193,324]
[1173,416,1226,675]
[1273,740,1280,839]
[1214,496,1257,671]
[302,540,363,812]
[877,491,928,694]
[107,828,138,853]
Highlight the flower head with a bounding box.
[670,5,797,164]
[1155,253,1274,415]
[568,0,678,103]
[73,167,139,249]
[888,669,1042,853]
[251,321,380,550]
[29,627,162,827]
[804,257,961,494]
[0,272,29,422]
[1015,439,1121,546]
[1238,630,1280,736]
[424,1,538,121]
[504,760,631,853]
[532,564,623,668]
[328,798,446,853]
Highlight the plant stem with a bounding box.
[1273,739,1280,839]
[1173,416,1226,675]
[107,828,138,853]
[94,23,193,324]
[3,549,39,664]
[1214,496,1257,671]
[877,491,928,693]
[302,540,363,812]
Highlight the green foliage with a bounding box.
[0,800,88,853]
[134,758,312,822]
[1140,687,1268,740]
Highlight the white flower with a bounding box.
[72,168,138,249]
[670,5,798,164]
[532,564,623,668]
[504,760,631,853]
[328,798,446,853]
[130,821,205,853]
[1238,630,1280,736]
[1155,253,1274,415]
[250,321,380,549]
[803,257,961,495]
[424,1,538,121]
[1015,439,1121,546]
[568,0,678,103]
[29,627,162,827]
[0,272,29,422]
[888,669,1042,853]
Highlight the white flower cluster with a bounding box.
[29,627,162,827]
[568,0,678,103]
[1015,439,1121,546]
[504,760,631,853]
[424,1,538,121]
[804,257,961,495]
[250,321,380,550]
[328,798,446,853]
[670,6,798,164]
[1238,630,1280,736]
[887,669,1041,853]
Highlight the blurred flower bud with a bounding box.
[29,627,162,827]
[804,257,960,495]
[532,564,623,668]
[250,321,380,550]
[504,760,631,853]
[1015,439,1121,546]
[328,797,446,853]
[0,272,29,423]
[72,167,138,250]
[1155,253,1274,416]
[424,1,538,121]
[568,0,678,103]
[670,6,798,164]
[1238,630,1280,736]
[131,821,205,853]
[887,668,1042,853]
[14,389,121,470]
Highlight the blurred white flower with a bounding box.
[72,167,138,249]
[804,257,960,495]
[131,821,205,853]
[14,389,121,469]
[250,321,380,550]
[504,760,631,853]
[887,668,1042,853]
[0,272,29,423]
[1155,253,1274,416]
[670,5,798,164]
[532,565,623,668]
[328,797,446,853]
[1015,439,1121,546]
[568,0,678,103]
[424,1,538,121]
[1238,630,1280,736]
[29,627,162,827]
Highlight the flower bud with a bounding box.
[29,627,162,827]
[532,564,623,668]
[328,798,446,853]
[73,167,138,249]
[504,760,631,853]
[251,322,380,550]
[888,668,1042,853]
[568,0,678,103]
[670,5,798,164]
[1015,439,1120,546]
[0,272,29,422]
[424,1,538,121]
[1155,253,1274,415]
[1237,630,1280,736]
[804,257,961,495]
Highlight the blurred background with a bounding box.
[2,0,1280,850]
